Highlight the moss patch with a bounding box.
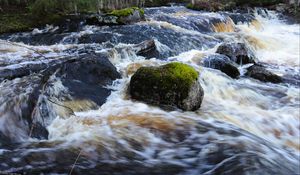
[130,62,199,106]
[0,13,63,34]
[109,7,144,17]
[0,14,32,33]
[137,62,198,89]
[159,62,199,87]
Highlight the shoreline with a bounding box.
[0,2,299,34]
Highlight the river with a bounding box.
[0,6,299,175]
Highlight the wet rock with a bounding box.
[133,39,160,59]
[246,65,282,83]
[7,32,70,46]
[225,12,256,24]
[203,54,240,78]
[256,8,270,18]
[216,42,256,64]
[86,15,119,26]
[86,7,145,26]
[55,15,86,33]
[48,54,121,107]
[113,8,145,25]
[78,33,114,44]
[130,62,204,111]
[0,55,76,81]
[276,3,300,24]
[0,53,121,142]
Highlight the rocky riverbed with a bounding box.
[0,5,299,175]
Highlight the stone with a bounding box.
[0,53,121,142]
[216,42,257,64]
[133,39,160,59]
[203,54,240,78]
[246,65,282,83]
[86,7,145,26]
[129,62,204,111]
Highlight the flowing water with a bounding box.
[0,6,299,175]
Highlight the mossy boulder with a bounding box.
[129,62,204,111]
[0,14,32,33]
[109,7,145,24]
[86,7,145,26]
[109,7,144,17]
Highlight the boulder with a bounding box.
[86,7,145,26]
[0,53,121,142]
[203,54,240,78]
[86,15,119,26]
[129,62,204,111]
[246,65,282,83]
[78,33,114,44]
[132,39,160,59]
[45,54,121,107]
[216,42,256,64]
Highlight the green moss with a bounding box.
[0,14,32,33]
[186,3,194,9]
[109,7,144,17]
[134,62,199,99]
[138,8,145,16]
[0,13,64,34]
[160,62,199,87]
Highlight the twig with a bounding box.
[69,149,83,175]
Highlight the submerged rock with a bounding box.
[129,62,204,111]
[216,42,256,64]
[203,54,240,78]
[86,7,145,26]
[246,65,282,83]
